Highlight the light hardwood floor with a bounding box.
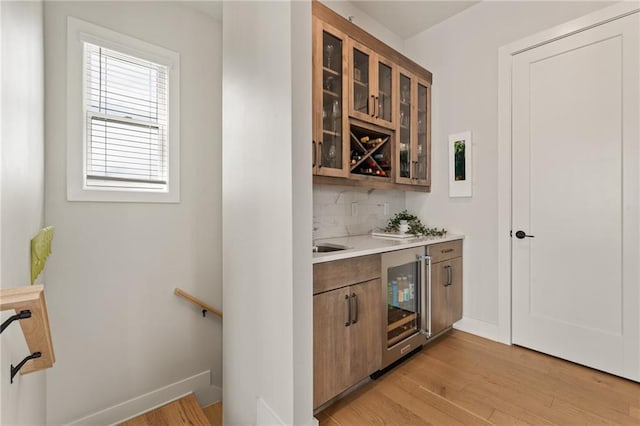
[202,401,222,426]
[120,393,210,425]
[318,330,640,425]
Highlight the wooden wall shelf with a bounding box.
[0,284,55,375]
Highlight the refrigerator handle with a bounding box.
[417,254,431,338]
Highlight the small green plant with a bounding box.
[384,210,447,237]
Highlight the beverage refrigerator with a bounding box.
[379,246,431,370]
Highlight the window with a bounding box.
[67,17,180,202]
[85,44,168,189]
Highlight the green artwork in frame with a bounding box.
[449,131,472,197]
[454,140,466,181]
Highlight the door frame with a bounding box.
[496,2,639,345]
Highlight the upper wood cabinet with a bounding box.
[396,68,431,187]
[313,18,349,178]
[312,1,433,192]
[348,39,396,129]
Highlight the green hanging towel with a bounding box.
[31,226,54,284]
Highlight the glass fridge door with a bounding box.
[386,258,420,348]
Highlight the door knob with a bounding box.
[515,230,534,239]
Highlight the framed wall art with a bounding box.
[448,131,472,197]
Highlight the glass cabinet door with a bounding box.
[398,73,412,182]
[313,19,348,178]
[349,41,395,130]
[415,80,430,185]
[321,30,343,171]
[395,69,431,187]
[377,60,393,125]
[351,45,371,117]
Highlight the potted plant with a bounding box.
[384,210,447,237]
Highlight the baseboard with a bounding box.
[454,317,508,344]
[194,382,223,408]
[257,397,286,425]
[66,371,212,426]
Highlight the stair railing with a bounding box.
[174,288,222,319]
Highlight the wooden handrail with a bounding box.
[174,288,222,319]
[0,284,55,375]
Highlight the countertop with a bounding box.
[312,233,464,264]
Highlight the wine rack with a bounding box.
[349,124,392,178]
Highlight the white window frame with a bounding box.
[67,17,180,202]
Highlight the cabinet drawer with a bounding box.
[427,240,462,263]
[314,254,381,294]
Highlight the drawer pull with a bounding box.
[444,265,452,286]
[441,248,454,254]
[351,293,358,324]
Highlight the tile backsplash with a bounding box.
[313,185,406,240]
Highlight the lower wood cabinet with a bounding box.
[313,272,381,408]
[428,241,463,336]
[312,241,464,409]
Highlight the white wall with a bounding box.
[291,1,314,424]
[404,1,613,341]
[43,2,222,423]
[322,0,404,52]
[0,1,46,424]
[222,1,313,424]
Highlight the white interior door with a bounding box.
[512,13,639,381]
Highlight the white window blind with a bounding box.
[84,42,168,188]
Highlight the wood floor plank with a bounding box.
[454,381,556,426]
[488,409,535,426]
[428,336,636,421]
[318,331,640,426]
[341,386,429,425]
[120,393,210,426]
[315,411,342,426]
[449,330,639,410]
[201,401,221,426]
[377,374,486,426]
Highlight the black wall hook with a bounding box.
[0,310,31,334]
[10,352,41,383]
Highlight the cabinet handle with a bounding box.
[345,294,351,327]
[370,95,375,117]
[318,141,323,168]
[441,248,454,254]
[375,96,379,118]
[445,265,452,287]
[312,140,316,168]
[412,161,418,179]
[351,293,358,324]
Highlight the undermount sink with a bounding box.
[312,243,349,253]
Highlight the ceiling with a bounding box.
[351,1,479,39]
[186,1,479,40]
